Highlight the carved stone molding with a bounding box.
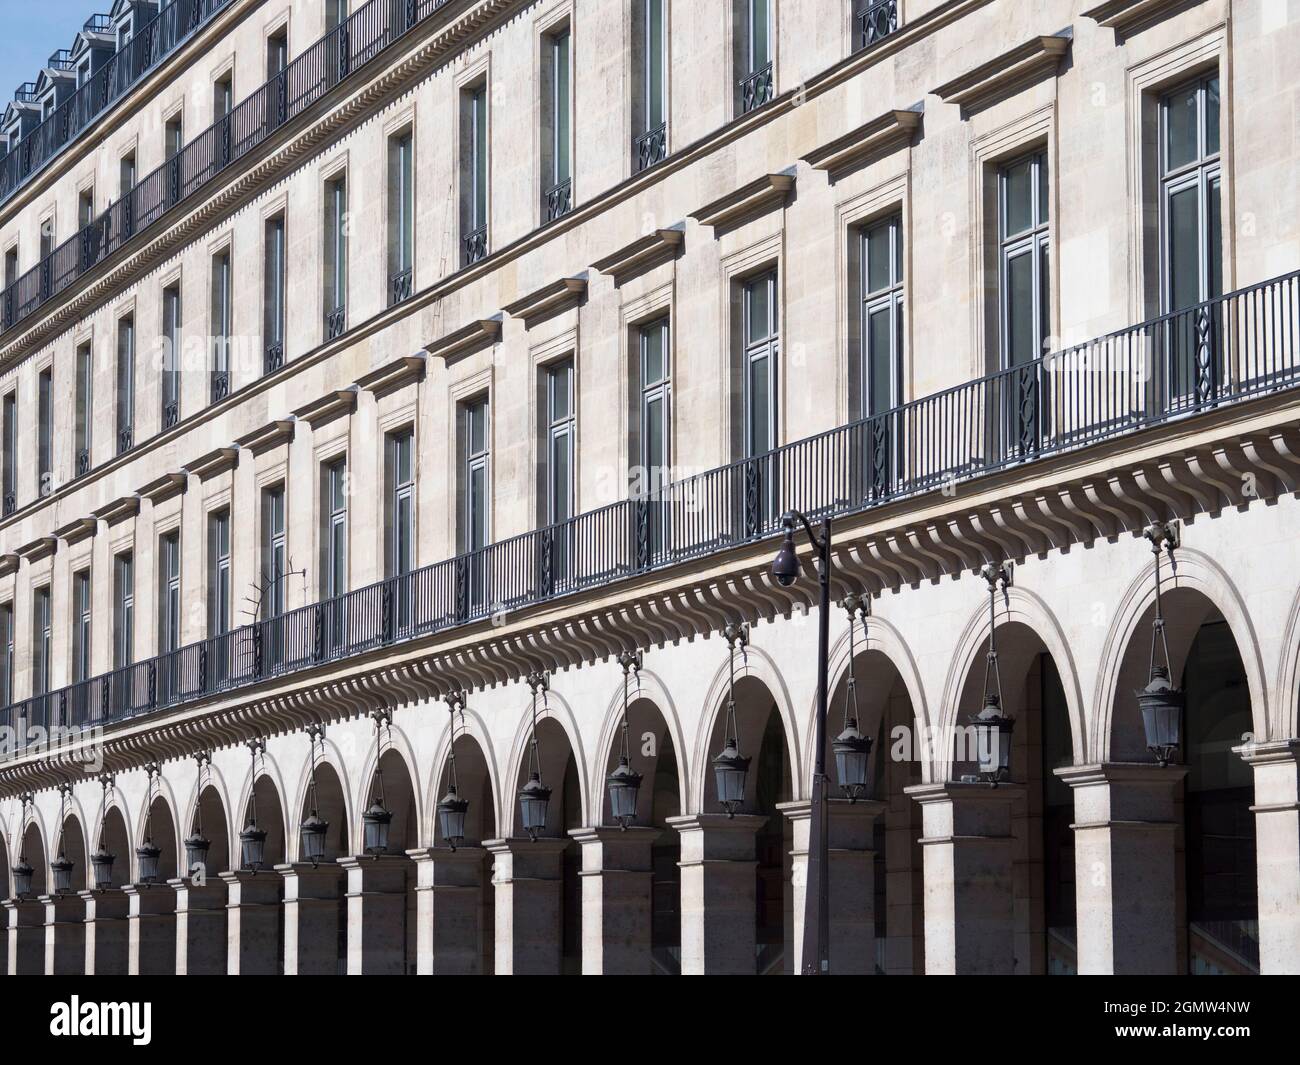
[802,108,922,178]
[933,33,1071,114]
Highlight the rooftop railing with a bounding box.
[1,271,1296,757]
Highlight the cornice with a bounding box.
[355,355,427,398]
[424,318,502,362]
[591,227,685,284]
[932,33,1071,114]
[185,444,241,481]
[501,276,588,324]
[1082,0,1198,33]
[234,418,296,456]
[690,172,795,233]
[91,495,140,526]
[138,471,188,504]
[53,517,97,546]
[802,107,922,177]
[293,388,359,429]
[0,554,17,578]
[15,536,57,563]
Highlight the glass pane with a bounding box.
[1208,176,1221,300]
[645,395,664,474]
[555,34,571,182]
[550,363,571,421]
[746,278,771,343]
[1002,159,1033,237]
[396,495,412,570]
[473,91,488,224]
[1006,249,1035,366]
[1037,154,1049,226]
[1040,242,1051,353]
[331,521,347,595]
[748,354,771,455]
[867,306,893,415]
[865,222,892,293]
[751,0,770,69]
[647,0,664,128]
[642,321,666,384]
[469,468,486,549]
[469,404,486,455]
[551,432,571,522]
[1164,85,1199,172]
[1205,77,1220,156]
[1169,184,1201,311]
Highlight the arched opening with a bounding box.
[0,834,7,975]
[432,732,496,974]
[48,812,89,974]
[190,785,231,878]
[10,821,46,974]
[86,804,132,975]
[351,746,418,975]
[176,783,231,976]
[53,813,88,893]
[134,794,179,975]
[230,774,287,974]
[701,673,792,975]
[292,759,350,975]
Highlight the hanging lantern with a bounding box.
[971,694,1015,782]
[607,651,644,829]
[835,597,873,801]
[1137,523,1183,766]
[301,813,329,866]
[712,737,751,815]
[90,843,115,892]
[135,840,161,886]
[184,832,211,876]
[362,799,393,855]
[239,819,268,872]
[437,785,469,849]
[518,772,552,840]
[50,851,74,895]
[12,855,34,899]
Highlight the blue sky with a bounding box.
[1,1,103,98]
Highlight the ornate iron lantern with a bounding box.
[240,738,268,873]
[833,596,873,800]
[185,751,212,878]
[12,855,34,900]
[518,672,553,840]
[712,624,752,816]
[437,692,470,849]
[362,708,394,857]
[91,775,115,892]
[137,762,162,886]
[969,564,1015,783]
[606,651,644,829]
[301,722,330,867]
[50,782,75,894]
[1136,523,1183,765]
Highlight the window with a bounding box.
[113,552,134,669]
[75,342,93,475]
[165,113,183,159]
[3,392,16,514]
[211,248,231,402]
[635,0,668,171]
[38,367,52,496]
[162,283,182,428]
[39,218,54,263]
[738,0,773,113]
[1160,74,1222,403]
[323,459,348,600]
[742,272,779,459]
[326,0,349,30]
[158,531,181,696]
[33,586,51,698]
[386,429,415,630]
[3,247,17,288]
[267,29,289,80]
[208,510,231,638]
[388,131,414,305]
[324,174,347,338]
[116,314,134,453]
[462,399,489,607]
[119,151,136,199]
[264,214,286,372]
[998,151,1050,369]
[542,28,572,221]
[214,74,233,122]
[262,486,287,621]
[638,317,671,555]
[545,360,575,527]
[73,570,92,683]
[78,186,96,229]
[859,214,904,418]
[462,85,489,265]
[0,602,12,706]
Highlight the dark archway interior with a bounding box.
[54,815,88,893]
[191,785,231,876]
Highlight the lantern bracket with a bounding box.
[981,561,1013,590]
[526,670,549,695]
[722,621,749,652]
[1144,520,1180,554]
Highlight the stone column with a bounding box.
[483,837,568,975]
[124,884,176,975]
[1243,740,1300,974]
[81,889,129,975]
[568,826,661,974]
[220,871,283,975]
[1057,763,1186,975]
[781,798,885,975]
[42,892,85,975]
[406,847,486,975]
[668,813,766,975]
[169,876,227,975]
[339,855,412,975]
[906,781,1022,975]
[4,897,46,975]
[277,862,345,975]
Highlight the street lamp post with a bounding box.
[770,510,832,976]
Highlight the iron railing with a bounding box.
[326,306,347,341]
[389,267,413,307]
[1,273,1296,757]
[740,63,774,114]
[265,341,285,374]
[118,426,134,456]
[635,123,668,172]
[0,0,234,210]
[856,0,899,51]
[463,225,488,266]
[1,0,455,338]
[544,178,572,222]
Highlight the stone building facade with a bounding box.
[0,0,1297,975]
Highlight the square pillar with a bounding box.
[42,892,85,975]
[781,798,885,975]
[667,813,766,975]
[124,884,176,975]
[4,898,46,975]
[406,847,486,975]
[277,862,345,975]
[1241,741,1300,974]
[568,826,661,974]
[483,837,568,975]
[220,870,283,975]
[339,855,412,975]
[169,877,228,975]
[81,889,129,975]
[1057,763,1186,975]
[906,782,1022,975]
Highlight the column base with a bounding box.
[339,854,414,975]
[484,837,569,975]
[276,862,345,975]
[41,893,86,975]
[568,826,662,975]
[406,847,486,975]
[80,889,129,975]
[220,870,283,975]
[124,883,177,975]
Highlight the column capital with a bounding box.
[666,813,765,862]
[483,837,570,858]
[405,846,488,867]
[1235,738,1300,767]
[1055,762,1187,829]
[1054,761,1190,787]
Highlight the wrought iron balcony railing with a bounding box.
[326,305,347,341]
[856,0,899,51]
[463,225,488,267]
[162,401,180,430]
[2,492,14,517]
[75,448,91,477]
[1,272,1296,756]
[117,426,133,456]
[265,342,285,374]
[389,267,413,307]
[210,370,230,404]
[635,123,668,173]
[545,178,572,222]
[1,0,456,338]
[740,63,774,114]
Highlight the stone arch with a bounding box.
[232,751,291,869]
[1096,547,1268,762]
[1269,581,1300,742]
[355,717,425,849]
[52,809,90,894]
[135,789,180,884]
[503,686,589,838]
[428,704,501,847]
[179,761,234,874]
[94,804,132,890]
[290,736,356,860]
[17,818,48,897]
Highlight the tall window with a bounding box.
[262,487,286,667]
[208,510,231,638]
[164,113,183,161]
[326,0,349,30]
[213,73,234,169]
[79,186,96,229]
[116,314,134,453]
[33,586,51,698]
[386,430,415,629]
[739,0,773,113]
[998,151,1050,369]
[388,131,415,305]
[267,28,289,79]
[264,214,286,372]
[119,151,136,199]
[463,400,490,554]
[3,247,17,288]
[1161,74,1222,402]
[159,532,181,654]
[113,552,134,669]
[543,28,572,221]
[0,602,12,706]
[742,272,779,459]
[635,0,668,171]
[860,214,904,417]
[545,361,575,527]
[1,392,13,514]
[639,318,671,493]
[38,367,52,496]
[463,85,489,265]
[211,249,232,402]
[75,342,93,476]
[162,283,182,428]
[323,459,348,599]
[324,174,348,338]
[73,570,92,683]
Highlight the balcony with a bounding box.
[265,341,285,374]
[83,15,114,35]
[46,51,76,73]
[462,225,488,267]
[76,447,91,477]
[856,0,899,52]
[740,63,774,114]
[117,426,133,455]
[388,267,413,307]
[210,370,230,404]
[635,123,667,173]
[162,401,179,430]
[2,492,13,517]
[544,178,572,223]
[326,306,347,341]
[1,272,1296,759]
